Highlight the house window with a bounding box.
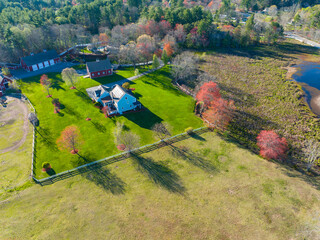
[122,107,123,109]
[125,97,127,100]
[92,73,95,76]
[103,72,105,74]
[130,105,132,107]
[98,72,100,75]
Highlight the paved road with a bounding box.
[11,62,79,79]
[285,32,320,48]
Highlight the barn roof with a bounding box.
[21,50,59,66]
[86,59,112,73]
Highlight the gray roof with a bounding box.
[21,50,59,66]
[86,59,112,73]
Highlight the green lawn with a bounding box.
[1,132,319,239]
[20,66,202,178]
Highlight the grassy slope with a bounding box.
[1,132,319,240]
[20,67,202,178]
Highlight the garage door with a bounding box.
[38,63,44,69]
[49,59,55,65]
[32,64,38,71]
[44,61,49,67]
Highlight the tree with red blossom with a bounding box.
[196,81,221,107]
[257,130,288,160]
[40,74,52,97]
[202,98,235,130]
[57,125,83,154]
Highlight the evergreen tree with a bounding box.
[161,50,169,65]
[152,54,160,69]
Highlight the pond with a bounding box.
[292,62,320,116]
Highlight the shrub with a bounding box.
[42,162,51,170]
[52,98,60,107]
[122,82,130,89]
[94,102,102,109]
[257,130,288,160]
[185,127,193,134]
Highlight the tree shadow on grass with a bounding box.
[74,89,92,104]
[190,132,206,141]
[77,154,126,195]
[63,103,81,119]
[169,145,218,173]
[131,154,186,194]
[90,121,107,132]
[36,126,58,151]
[124,109,163,129]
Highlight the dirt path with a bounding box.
[0,98,29,154]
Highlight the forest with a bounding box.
[0,0,288,63]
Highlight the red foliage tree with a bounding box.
[203,98,235,130]
[99,33,109,46]
[257,130,288,160]
[196,81,221,107]
[40,74,52,97]
[163,42,174,57]
[56,125,83,154]
[154,49,163,58]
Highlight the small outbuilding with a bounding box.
[86,59,113,79]
[0,75,12,97]
[20,50,60,72]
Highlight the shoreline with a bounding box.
[286,59,320,116]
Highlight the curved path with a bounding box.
[0,98,29,154]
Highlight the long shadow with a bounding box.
[36,126,58,151]
[62,103,82,119]
[77,154,126,195]
[190,132,206,141]
[74,89,92,103]
[131,154,186,194]
[124,109,163,129]
[91,120,106,133]
[169,145,218,173]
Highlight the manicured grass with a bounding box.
[20,66,202,178]
[1,132,319,239]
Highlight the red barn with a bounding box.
[0,75,12,97]
[20,50,60,72]
[86,59,113,79]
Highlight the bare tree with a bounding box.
[172,52,198,83]
[152,122,172,140]
[119,41,139,67]
[302,139,320,172]
[119,132,140,152]
[61,68,79,89]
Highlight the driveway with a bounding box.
[11,62,79,79]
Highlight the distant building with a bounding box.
[86,59,113,79]
[20,50,60,72]
[0,75,12,97]
[88,84,141,115]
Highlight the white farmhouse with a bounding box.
[89,84,141,116]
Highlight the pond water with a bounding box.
[292,62,320,116]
